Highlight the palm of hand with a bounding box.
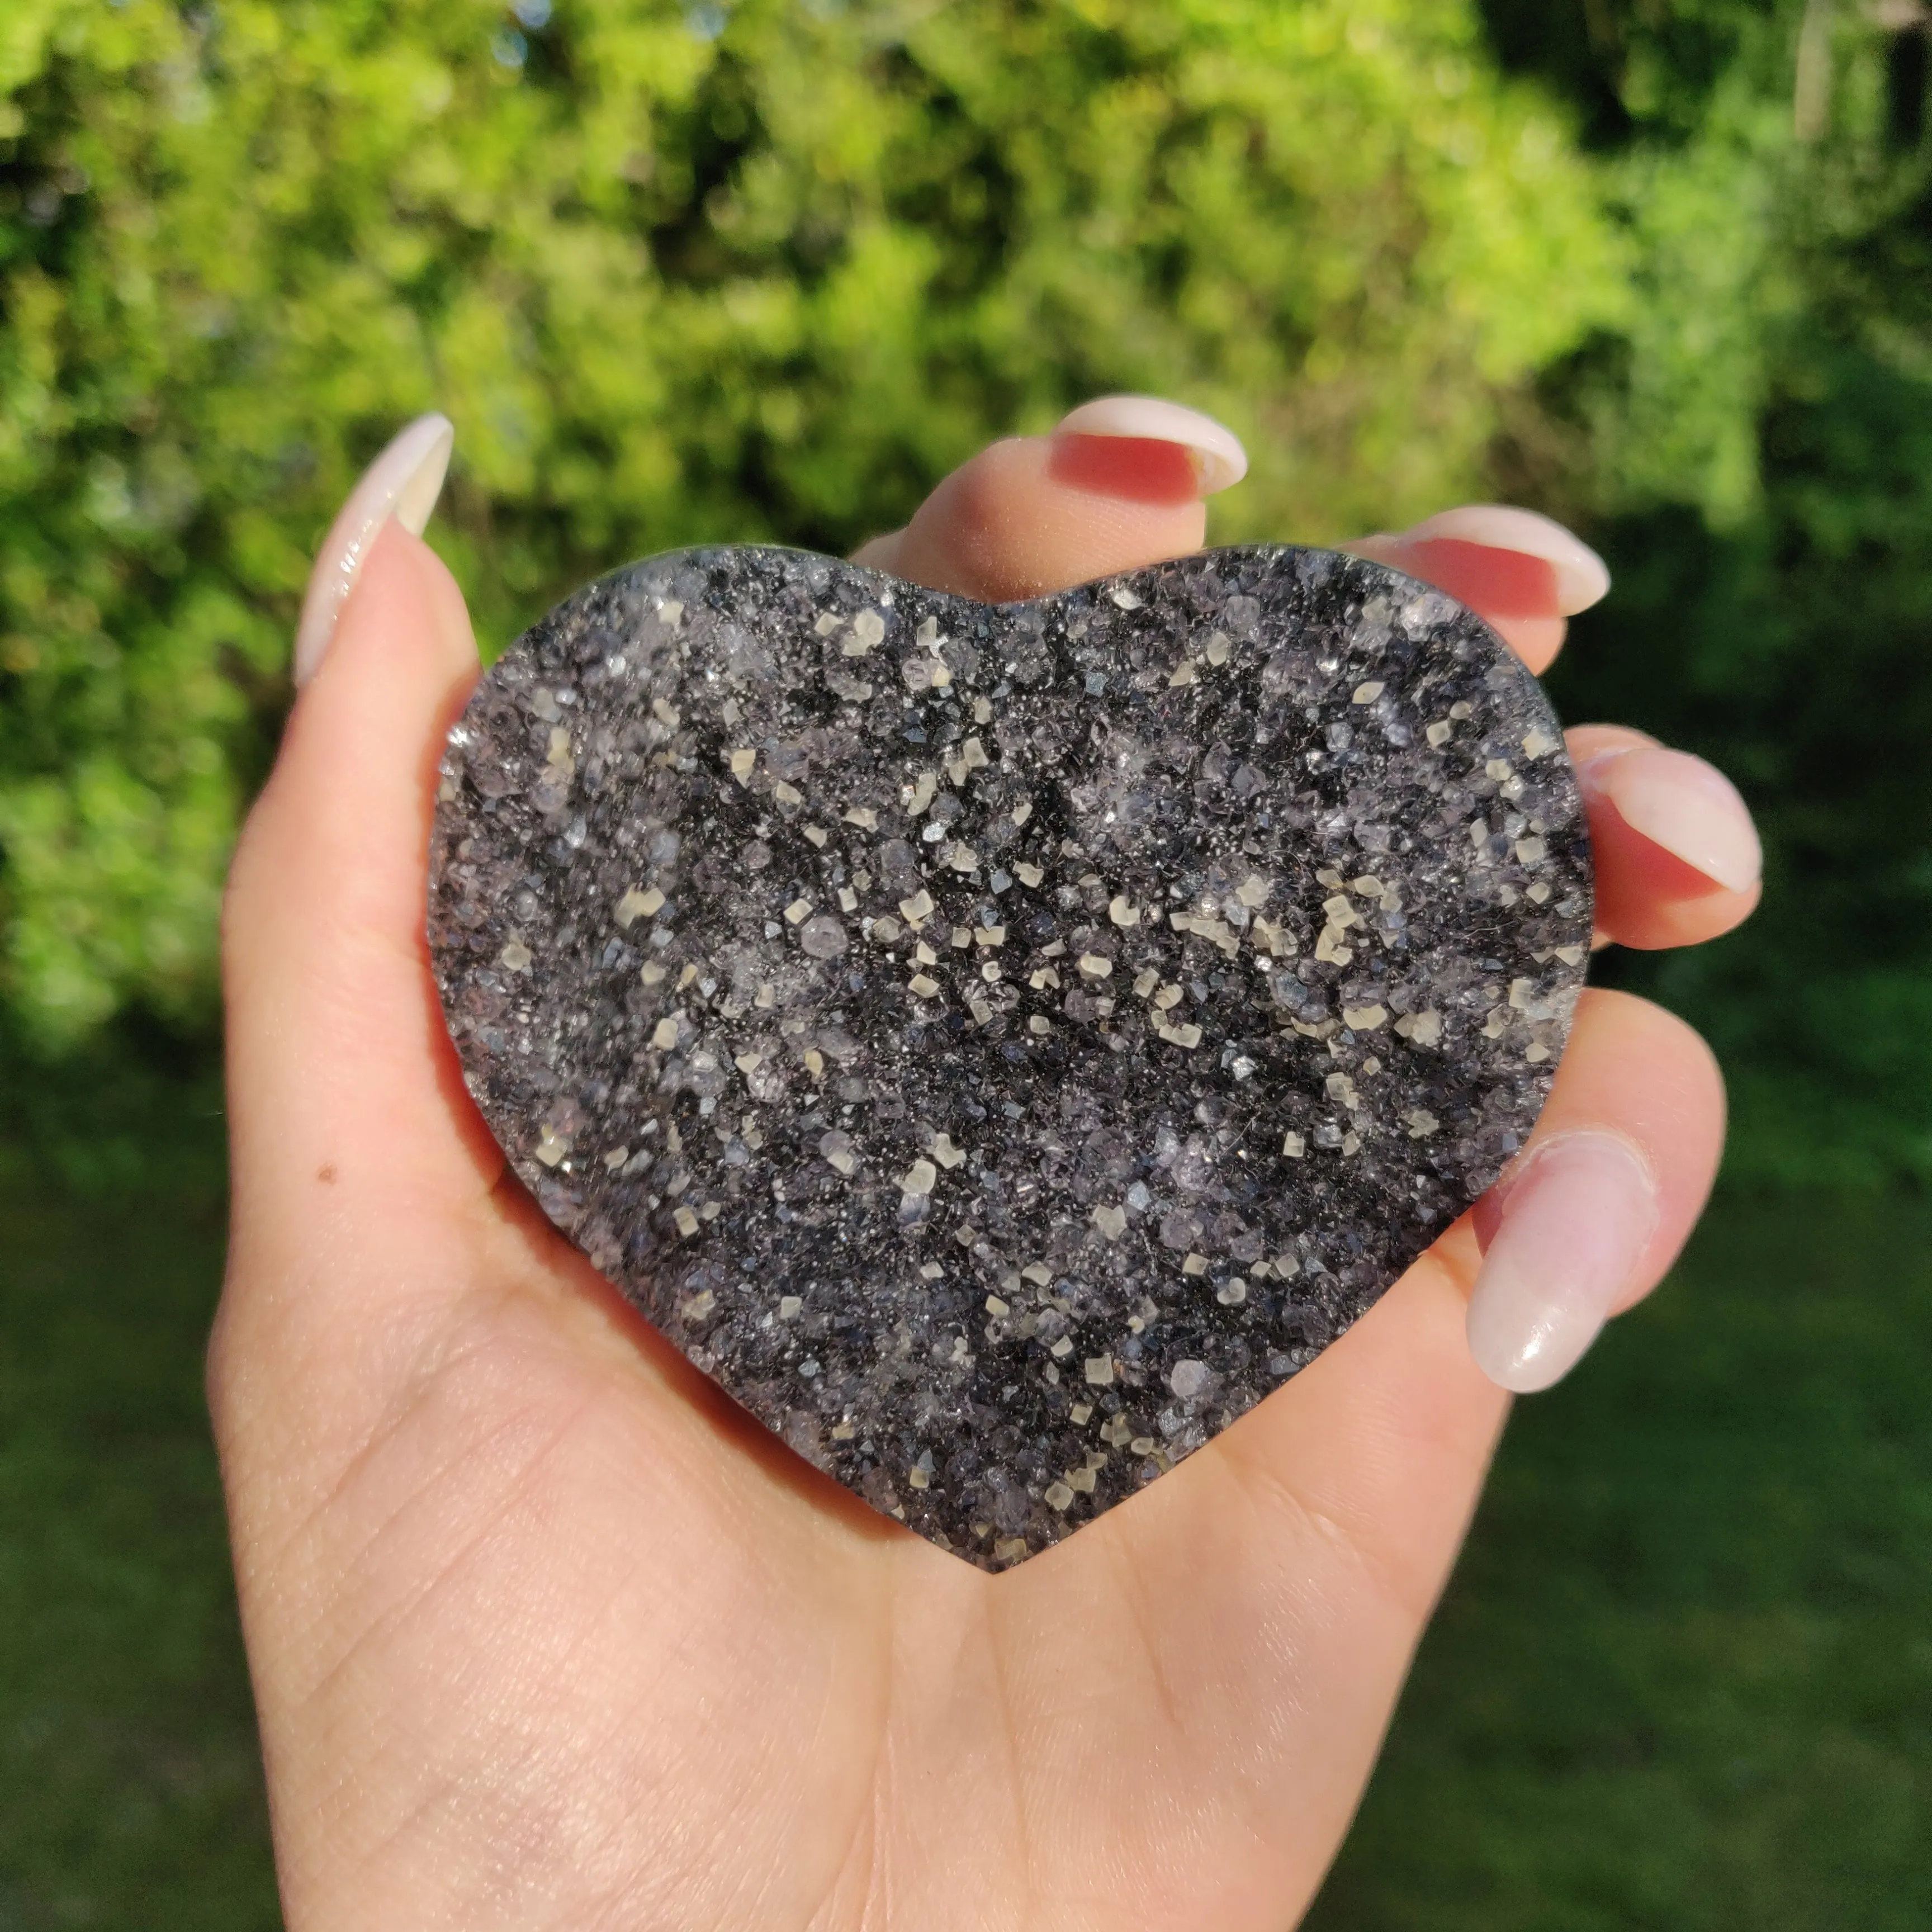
[216,437,1741,1929]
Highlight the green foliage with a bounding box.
[1,1156,273,1929]
[0,0,1621,1044]
[1557,340,1932,1188]
[1479,0,1932,1183]
[1482,0,1932,530]
[1481,0,1812,527]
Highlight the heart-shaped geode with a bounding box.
[429,544,1590,1568]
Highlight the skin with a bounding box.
[212,429,1750,1930]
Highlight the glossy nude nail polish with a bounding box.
[293,414,454,685]
[1467,1133,1659,1393]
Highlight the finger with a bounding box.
[1570,725,1763,948]
[228,523,484,1212]
[855,395,1246,600]
[1349,505,1610,673]
[219,458,489,1438]
[1465,987,1725,1390]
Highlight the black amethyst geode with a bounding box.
[428,544,1592,1569]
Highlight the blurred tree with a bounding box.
[0,0,1621,1043]
[1483,0,1932,1183]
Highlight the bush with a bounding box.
[0,0,1621,1042]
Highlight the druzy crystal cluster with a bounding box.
[429,544,1591,1569]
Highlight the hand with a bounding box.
[214,399,1758,1929]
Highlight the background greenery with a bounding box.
[2,0,1928,1923]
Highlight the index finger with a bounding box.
[854,395,1243,601]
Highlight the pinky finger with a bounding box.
[1464,988,1725,1393]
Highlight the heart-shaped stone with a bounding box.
[429,544,1590,1568]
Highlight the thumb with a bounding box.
[218,420,493,1446]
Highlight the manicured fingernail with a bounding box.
[294,413,454,686]
[1582,745,1761,893]
[1467,1133,1659,1394]
[1398,505,1609,615]
[1053,395,1248,494]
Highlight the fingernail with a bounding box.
[294,413,454,686]
[1053,395,1248,494]
[1467,1133,1659,1394]
[1582,745,1761,893]
[1398,505,1609,615]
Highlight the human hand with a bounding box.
[213,399,1758,1929]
